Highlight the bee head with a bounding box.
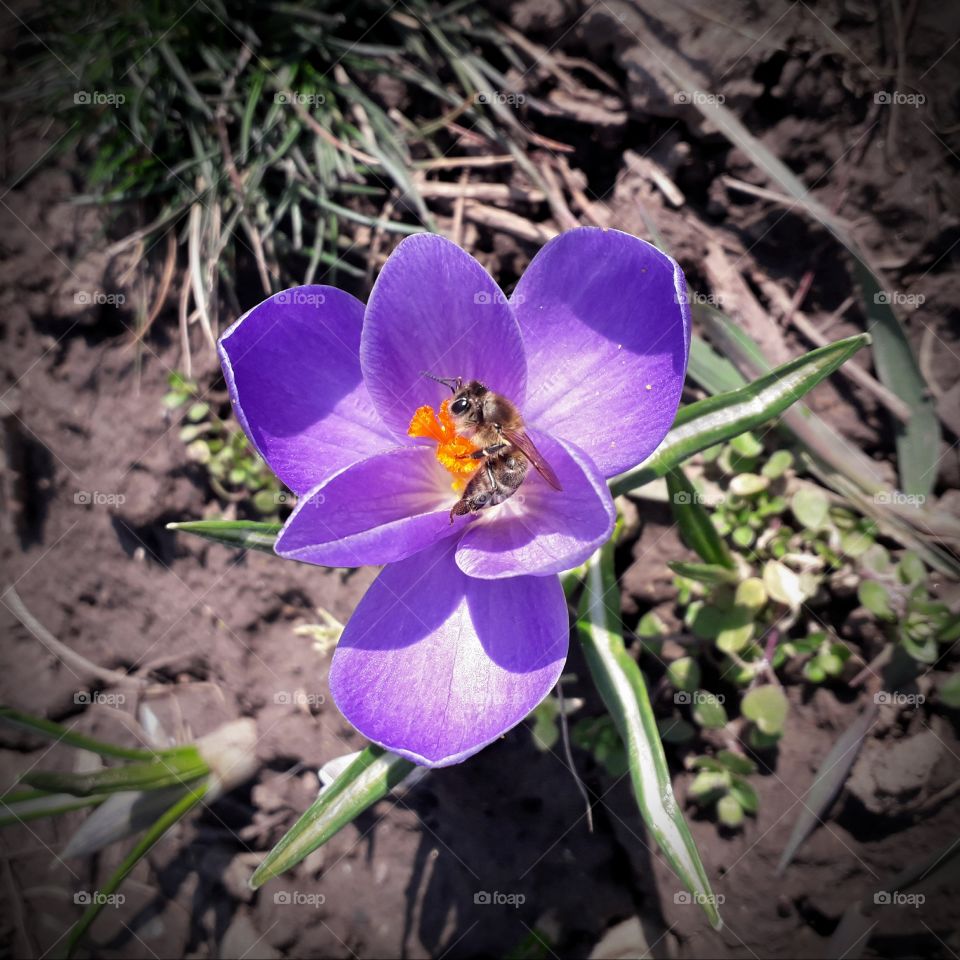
[449,381,488,420]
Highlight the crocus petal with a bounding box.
[329,538,569,767]
[513,227,690,478]
[219,287,394,495]
[361,233,527,440]
[274,446,472,567]
[455,432,615,579]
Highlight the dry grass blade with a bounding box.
[644,33,940,497]
[776,703,877,874]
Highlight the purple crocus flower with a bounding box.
[219,228,690,767]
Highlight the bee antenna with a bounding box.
[421,371,460,393]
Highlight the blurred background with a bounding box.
[1,0,959,957]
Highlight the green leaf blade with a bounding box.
[612,335,871,495]
[250,746,415,889]
[578,540,722,929]
[166,519,282,553]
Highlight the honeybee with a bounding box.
[423,374,563,520]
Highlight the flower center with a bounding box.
[407,399,479,491]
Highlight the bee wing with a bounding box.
[503,429,563,491]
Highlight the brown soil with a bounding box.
[2,2,959,959]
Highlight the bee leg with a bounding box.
[449,495,483,523]
[459,442,507,460]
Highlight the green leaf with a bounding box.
[669,562,739,586]
[689,770,729,802]
[728,432,764,459]
[611,335,871,494]
[0,791,104,827]
[717,793,745,828]
[530,699,559,751]
[666,468,734,568]
[167,519,282,554]
[667,657,701,693]
[792,488,830,530]
[65,782,209,957]
[741,686,789,736]
[692,693,728,729]
[716,750,756,776]
[735,578,767,611]
[729,473,769,497]
[0,706,183,762]
[578,540,722,929]
[897,552,926,586]
[251,746,415,889]
[716,621,755,655]
[762,450,793,479]
[858,580,895,622]
[939,674,960,709]
[21,750,209,797]
[728,778,758,815]
[763,560,805,609]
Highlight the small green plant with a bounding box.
[164,372,284,517]
[686,750,758,829]
[856,549,960,664]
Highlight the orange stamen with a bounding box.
[407,399,480,489]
